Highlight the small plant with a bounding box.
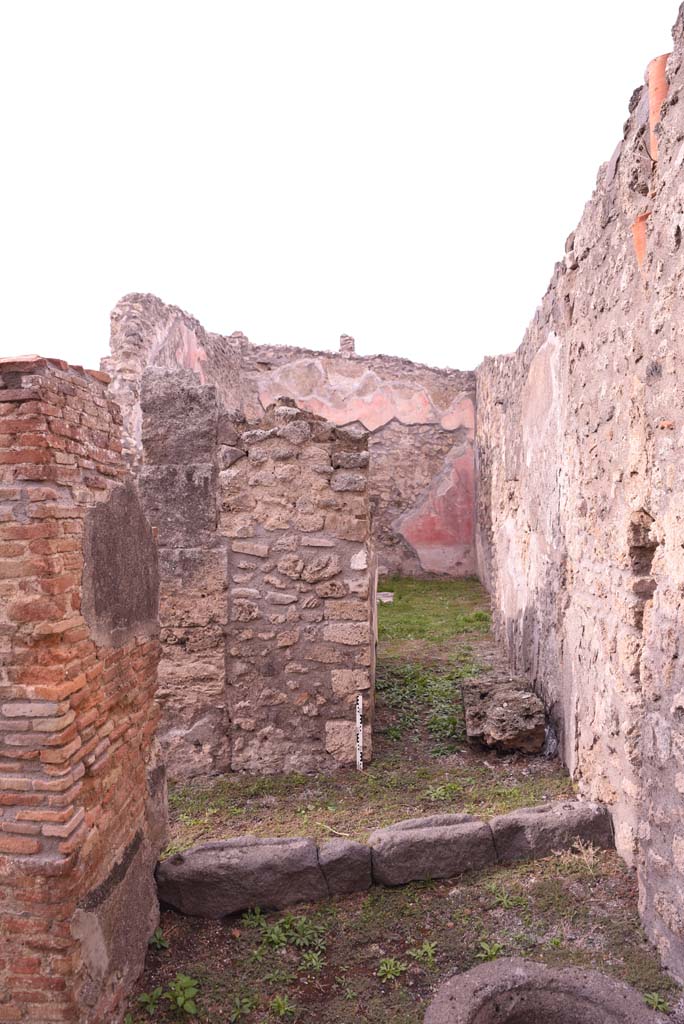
[270,993,297,1018]
[299,949,325,974]
[148,926,170,950]
[286,915,327,951]
[644,992,669,1012]
[259,921,288,949]
[487,884,527,910]
[475,940,504,961]
[124,1015,135,1024]
[409,939,437,967]
[242,907,265,927]
[426,783,462,803]
[137,987,163,1016]
[377,957,408,981]
[555,839,600,877]
[250,944,266,963]
[163,973,200,1016]
[265,968,296,986]
[230,993,259,1021]
[548,936,563,949]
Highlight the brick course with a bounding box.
[0,357,163,1024]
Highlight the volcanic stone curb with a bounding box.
[156,801,614,917]
[369,814,496,886]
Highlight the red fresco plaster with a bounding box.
[398,448,476,575]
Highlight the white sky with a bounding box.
[0,1,677,371]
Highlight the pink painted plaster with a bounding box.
[397,447,476,575]
[258,357,472,433]
[440,395,475,433]
[175,327,208,384]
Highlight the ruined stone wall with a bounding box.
[0,357,164,1023]
[139,369,229,781]
[476,9,684,979]
[104,297,476,577]
[222,401,375,774]
[140,371,375,781]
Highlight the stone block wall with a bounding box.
[476,9,684,980]
[140,370,375,781]
[222,401,375,774]
[0,356,163,1023]
[104,299,476,578]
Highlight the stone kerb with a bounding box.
[156,801,613,917]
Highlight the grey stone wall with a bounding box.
[476,10,684,980]
[222,402,375,773]
[140,369,229,780]
[140,370,375,780]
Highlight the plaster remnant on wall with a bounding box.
[476,10,684,981]
[104,302,477,578]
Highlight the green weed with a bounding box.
[377,957,408,981]
[408,940,437,967]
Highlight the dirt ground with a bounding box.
[123,578,680,1022]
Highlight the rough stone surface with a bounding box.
[462,677,546,753]
[318,838,372,894]
[424,958,665,1024]
[104,299,477,577]
[490,802,614,863]
[82,480,159,647]
[0,358,164,1024]
[223,403,376,774]
[140,380,376,778]
[156,837,329,917]
[140,369,228,780]
[475,17,684,978]
[369,814,496,886]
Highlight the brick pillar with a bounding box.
[0,356,164,1024]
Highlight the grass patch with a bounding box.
[377,576,490,643]
[163,578,573,854]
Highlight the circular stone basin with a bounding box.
[424,958,664,1024]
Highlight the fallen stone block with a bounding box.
[369,814,496,886]
[376,592,394,604]
[156,837,328,917]
[490,800,614,863]
[462,677,546,753]
[318,838,372,894]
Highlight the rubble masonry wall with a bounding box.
[476,9,684,980]
[140,370,375,781]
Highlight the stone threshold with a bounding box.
[156,799,613,918]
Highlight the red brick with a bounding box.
[0,835,41,855]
